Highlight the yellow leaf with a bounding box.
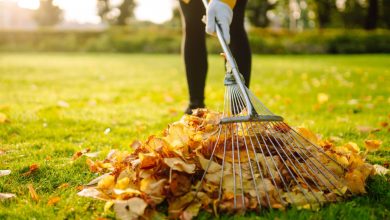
[0,112,9,123]
[28,184,39,202]
[345,170,366,194]
[97,175,115,189]
[344,142,360,153]
[364,140,382,152]
[47,196,60,206]
[115,177,130,190]
[317,93,329,104]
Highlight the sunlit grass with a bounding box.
[0,53,389,219]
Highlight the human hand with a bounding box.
[205,0,233,44]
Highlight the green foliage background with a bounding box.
[1,27,389,54]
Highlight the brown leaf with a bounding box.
[22,164,39,176]
[72,148,91,160]
[28,184,39,202]
[47,196,61,206]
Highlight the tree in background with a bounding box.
[338,0,367,28]
[365,0,378,29]
[246,0,277,27]
[97,0,135,25]
[316,0,333,28]
[34,0,62,26]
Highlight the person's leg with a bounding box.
[229,0,251,87]
[179,0,208,114]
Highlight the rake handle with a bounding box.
[202,0,255,117]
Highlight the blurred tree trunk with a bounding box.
[246,0,277,27]
[382,0,390,28]
[117,0,135,25]
[97,0,135,25]
[34,0,62,27]
[365,0,378,30]
[97,0,111,23]
[316,0,332,28]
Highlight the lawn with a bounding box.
[0,53,389,219]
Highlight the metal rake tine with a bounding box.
[233,87,276,209]
[288,124,348,171]
[234,86,298,207]
[269,122,334,198]
[250,121,298,206]
[258,122,317,208]
[264,122,329,205]
[231,87,246,209]
[195,126,223,198]
[278,122,348,196]
[233,90,264,211]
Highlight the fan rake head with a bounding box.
[194,72,348,214]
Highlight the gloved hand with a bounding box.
[205,0,233,44]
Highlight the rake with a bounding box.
[194,0,348,213]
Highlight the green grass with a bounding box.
[0,53,389,219]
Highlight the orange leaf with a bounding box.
[22,164,39,176]
[28,184,39,202]
[57,183,69,189]
[47,196,60,206]
[72,148,90,160]
[364,140,382,152]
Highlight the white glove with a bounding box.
[206,0,233,44]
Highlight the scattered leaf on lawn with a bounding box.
[0,193,16,200]
[57,100,69,108]
[364,140,382,152]
[0,170,11,177]
[356,125,374,133]
[372,164,389,175]
[28,184,39,201]
[57,183,69,189]
[72,148,91,160]
[317,93,329,104]
[47,197,61,206]
[0,112,9,123]
[22,164,39,176]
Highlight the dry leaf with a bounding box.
[47,197,61,206]
[364,140,382,152]
[72,148,91,160]
[114,197,148,220]
[22,164,39,176]
[0,112,9,123]
[372,164,389,175]
[28,184,39,201]
[0,193,16,200]
[163,158,195,174]
[77,188,109,200]
[317,93,329,104]
[57,100,69,108]
[0,170,11,177]
[57,183,69,189]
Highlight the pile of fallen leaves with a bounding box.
[78,109,388,219]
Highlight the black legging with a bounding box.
[179,0,251,107]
